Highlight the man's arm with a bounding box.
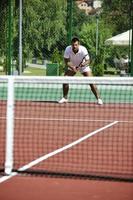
[64,58,77,72]
[79,48,90,68]
[79,59,90,67]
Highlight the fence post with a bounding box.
[130,1,133,76]
[67,0,73,45]
[7,0,14,75]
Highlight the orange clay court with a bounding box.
[0,77,133,200]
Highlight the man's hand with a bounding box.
[76,62,85,70]
[71,66,78,72]
[64,58,77,72]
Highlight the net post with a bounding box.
[5,77,15,175]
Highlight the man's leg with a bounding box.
[63,70,75,98]
[59,70,76,103]
[82,71,103,104]
[63,84,69,99]
[89,84,100,100]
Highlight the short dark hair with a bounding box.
[71,37,80,43]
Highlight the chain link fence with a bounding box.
[0,0,132,76]
[16,0,67,75]
[0,0,8,74]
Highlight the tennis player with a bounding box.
[58,37,103,105]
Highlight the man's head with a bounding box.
[71,37,80,53]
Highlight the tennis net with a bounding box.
[0,78,7,173]
[0,76,133,181]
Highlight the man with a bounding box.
[58,37,103,105]
[119,55,129,76]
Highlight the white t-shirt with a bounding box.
[64,45,90,67]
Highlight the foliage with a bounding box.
[51,48,62,63]
[51,48,64,75]
[0,0,8,57]
[72,1,90,37]
[22,0,66,59]
[0,0,131,76]
[79,18,114,75]
[102,0,131,34]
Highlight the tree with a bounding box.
[79,18,114,75]
[0,0,8,58]
[102,0,131,34]
[13,0,67,65]
[72,1,90,36]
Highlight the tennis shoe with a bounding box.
[58,97,68,104]
[97,98,103,105]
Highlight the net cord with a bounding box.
[0,76,133,85]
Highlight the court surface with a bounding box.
[0,175,133,200]
[0,77,133,199]
[0,101,133,200]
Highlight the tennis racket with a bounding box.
[76,54,89,70]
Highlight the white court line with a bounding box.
[0,172,17,183]
[0,116,132,123]
[0,121,118,183]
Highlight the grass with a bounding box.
[0,65,120,77]
[0,66,5,75]
[23,67,46,76]
[0,66,46,76]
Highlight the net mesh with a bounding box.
[0,79,7,171]
[0,76,133,181]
